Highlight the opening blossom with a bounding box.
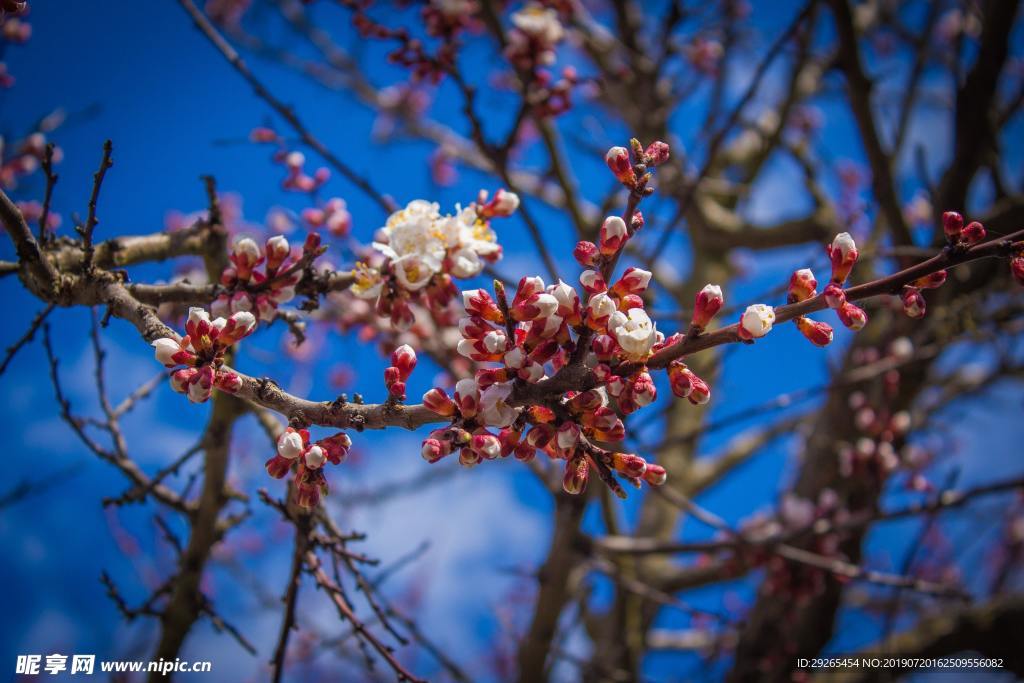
[351,191,518,328]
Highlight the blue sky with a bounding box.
[2,1,1023,681]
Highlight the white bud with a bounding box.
[277,431,305,460]
[740,304,775,338]
[152,338,180,366]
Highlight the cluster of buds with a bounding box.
[151,308,256,403]
[211,234,317,322]
[1,131,62,189]
[941,211,987,248]
[784,233,868,346]
[351,192,517,329]
[786,268,838,345]
[265,427,353,508]
[505,3,564,68]
[603,138,670,189]
[249,128,330,194]
[302,197,352,238]
[383,344,417,401]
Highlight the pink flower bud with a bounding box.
[388,380,407,400]
[837,302,868,330]
[471,432,502,460]
[611,267,652,297]
[643,463,668,486]
[827,232,858,284]
[463,289,505,323]
[629,371,657,407]
[230,237,263,280]
[962,221,986,245]
[423,387,457,417]
[421,438,447,463]
[574,240,598,267]
[644,140,670,166]
[1011,255,1024,286]
[942,211,963,242]
[788,269,817,303]
[605,146,636,185]
[556,421,581,452]
[219,311,258,346]
[691,284,723,329]
[186,307,213,340]
[511,293,560,321]
[562,455,590,494]
[612,452,647,479]
[901,287,926,318]
[599,216,628,256]
[823,283,846,310]
[214,370,242,394]
[391,344,417,379]
[454,378,480,418]
[170,368,196,394]
[265,235,290,271]
[585,292,616,330]
[591,334,617,360]
[796,317,833,347]
[667,361,710,404]
[187,365,215,403]
[152,338,187,367]
[526,423,556,449]
[580,270,608,295]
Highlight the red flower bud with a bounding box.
[423,387,457,417]
[691,284,723,330]
[942,211,964,242]
[643,463,667,486]
[573,240,598,267]
[827,232,858,284]
[1011,255,1024,286]
[901,287,926,319]
[823,282,846,310]
[562,454,590,494]
[788,268,817,303]
[390,344,417,379]
[962,221,986,245]
[795,317,834,347]
[644,141,670,166]
[611,452,647,479]
[837,302,868,330]
[605,146,636,186]
[599,216,628,256]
